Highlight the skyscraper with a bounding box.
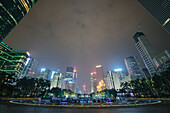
[90,72,97,93]
[133,32,156,75]
[0,0,38,41]
[153,49,170,72]
[64,67,77,93]
[96,65,104,82]
[124,56,144,79]
[50,71,63,89]
[20,57,38,78]
[137,0,170,34]
[0,41,29,78]
[39,68,51,80]
[105,71,115,89]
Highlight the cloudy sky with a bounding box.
[4,0,170,91]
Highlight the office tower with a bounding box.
[0,41,29,78]
[90,72,97,93]
[112,71,121,91]
[50,71,63,89]
[133,32,156,75]
[124,56,144,79]
[39,68,51,80]
[153,49,170,72]
[105,71,115,89]
[64,67,77,92]
[20,57,38,78]
[0,0,38,41]
[96,65,104,82]
[137,0,170,34]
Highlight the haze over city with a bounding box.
[3,0,170,91]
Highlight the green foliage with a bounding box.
[119,67,170,98]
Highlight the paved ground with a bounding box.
[0,101,170,113]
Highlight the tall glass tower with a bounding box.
[0,0,38,41]
[133,32,156,75]
[137,0,170,34]
[124,56,145,79]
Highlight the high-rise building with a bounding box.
[137,0,170,34]
[64,67,77,93]
[133,32,156,75]
[153,49,170,72]
[96,65,104,82]
[39,68,51,80]
[0,0,38,41]
[0,41,29,78]
[50,71,63,89]
[105,71,115,89]
[90,72,97,93]
[111,71,121,91]
[20,57,38,78]
[124,56,144,79]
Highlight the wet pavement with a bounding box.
[0,102,170,113]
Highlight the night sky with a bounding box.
[3,0,170,92]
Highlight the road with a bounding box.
[0,102,169,113]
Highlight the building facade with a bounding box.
[0,0,38,41]
[39,68,51,80]
[20,57,38,78]
[153,49,170,72]
[137,0,170,34]
[133,32,156,75]
[96,65,104,82]
[50,71,63,89]
[64,67,77,93]
[0,41,29,78]
[124,56,144,79]
[90,72,97,93]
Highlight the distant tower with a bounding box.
[64,67,77,93]
[137,0,170,34]
[124,56,145,79]
[133,32,156,75]
[0,0,38,41]
[39,68,51,80]
[96,65,104,82]
[50,72,63,89]
[90,72,97,93]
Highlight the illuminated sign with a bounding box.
[41,68,46,71]
[114,68,122,72]
[96,65,102,68]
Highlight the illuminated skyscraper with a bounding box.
[137,0,170,34]
[90,72,97,93]
[133,32,156,75]
[0,41,29,78]
[124,56,145,79]
[50,71,63,89]
[39,68,51,80]
[20,57,38,78]
[0,0,38,41]
[64,67,77,93]
[96,65,104,82]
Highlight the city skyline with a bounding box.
[2,0,170,90]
